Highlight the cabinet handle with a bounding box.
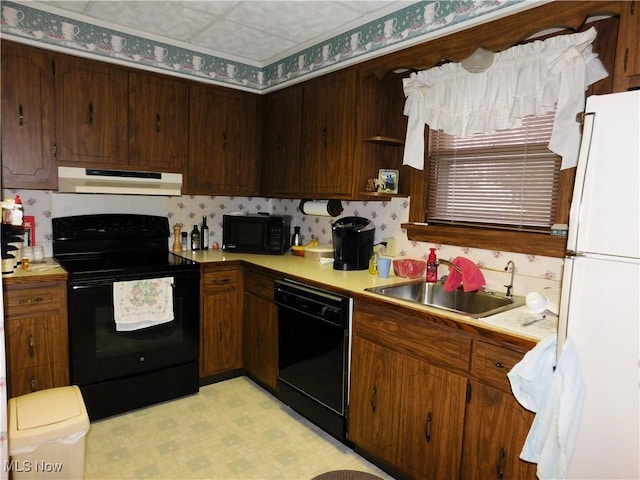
[19,104,24,126]
[30,376,37,392]
[18,297,44,305]
[28,335,35,357]
[211,278,231,285]
[156,113,161,132]
[256,331,262,348]
[88,102,94,124]
[493,361,510,373]
[496,447,506,479]
[321,126,327,146]
[424,412,432,442]
[624,48,629,72]
[370,386,377,412]
[222,132,227,150]
[218,324,224,342]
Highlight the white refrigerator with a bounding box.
[558,90,640,479]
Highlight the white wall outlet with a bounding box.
[383,237,396,256]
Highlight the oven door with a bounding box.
[68,269,200,386]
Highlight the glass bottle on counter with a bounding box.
[201,216,209,250]
[191,225,201,251]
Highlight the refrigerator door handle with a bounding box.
[567,111,596,252]
[556,255,575,361]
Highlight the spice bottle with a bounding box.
[181,232,188,251]
[426,248,438,283]
[191,225,200,251]
[201,216,209,250]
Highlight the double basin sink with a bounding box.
[365,281,524,318]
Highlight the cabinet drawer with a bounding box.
[244,271,277,300]
[354,301,472,372]
[202,268,240,293]
[472,341,526,391]
[4,286,62,314]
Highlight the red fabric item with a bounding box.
[442,256,486,292]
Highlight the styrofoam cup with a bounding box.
[526,291,548,313]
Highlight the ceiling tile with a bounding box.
[225,1,363,43]
[192,19,297,62]
[84,1,215,41]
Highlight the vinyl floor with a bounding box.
[84,376,392,479]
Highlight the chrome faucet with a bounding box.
[436,259,463,275]
[504,260,516,299]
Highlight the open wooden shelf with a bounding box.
[363,136,404,146]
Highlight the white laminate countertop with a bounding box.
[184,249,557,344]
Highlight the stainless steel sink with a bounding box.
[365,281,525,318]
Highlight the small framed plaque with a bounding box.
[377,169,399,194]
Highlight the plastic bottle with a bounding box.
[201,216,209,250]
[368,247,378,274]
[12,195,23,226]
[191,225,201,251]
[426,248,438,282]
[291,226,302,249]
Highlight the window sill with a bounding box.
[402,223,567,258]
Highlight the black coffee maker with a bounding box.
[331,216,375,271]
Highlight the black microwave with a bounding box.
[222,214,291,255]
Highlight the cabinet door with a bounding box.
[261,85,303,197]
[5,311,69,398]
[461,382,536,480]
[1,42,56,189]
[399,355,467,480]
[55,54,128,166]
[128,71,188,172]
[302,70,356,197]
[201,269,242,376]
[348,337,402,464]
[188,84,260,195]
[243,292,278,390]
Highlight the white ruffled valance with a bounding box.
[402,27,608,170]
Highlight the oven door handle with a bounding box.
[71,278,118,289]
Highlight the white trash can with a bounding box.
[8,386,90,479]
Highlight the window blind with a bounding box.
[427,113,561,231]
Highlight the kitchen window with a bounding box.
[426,112,561,232]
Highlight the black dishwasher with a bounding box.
[275,279,352,443]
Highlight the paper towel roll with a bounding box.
[300,200,343,217]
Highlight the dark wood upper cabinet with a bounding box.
[187,83,260,195]
[55,54,128,167]
[261,85,303,197]
[301,69,357,198]
[1,42,57,189]
[128,71,188,172]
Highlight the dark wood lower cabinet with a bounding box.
[348,299,537,480]
[200,266,242,377]
[461,382,537,480]
[242,269,279,391]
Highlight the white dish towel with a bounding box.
[508,334,586,480]
[113,277,174,331]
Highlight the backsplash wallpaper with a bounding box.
[3,189,563,296]
[1,0,526,91]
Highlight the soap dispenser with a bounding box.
[426,248,438,282]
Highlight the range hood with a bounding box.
[58,167,182,196]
